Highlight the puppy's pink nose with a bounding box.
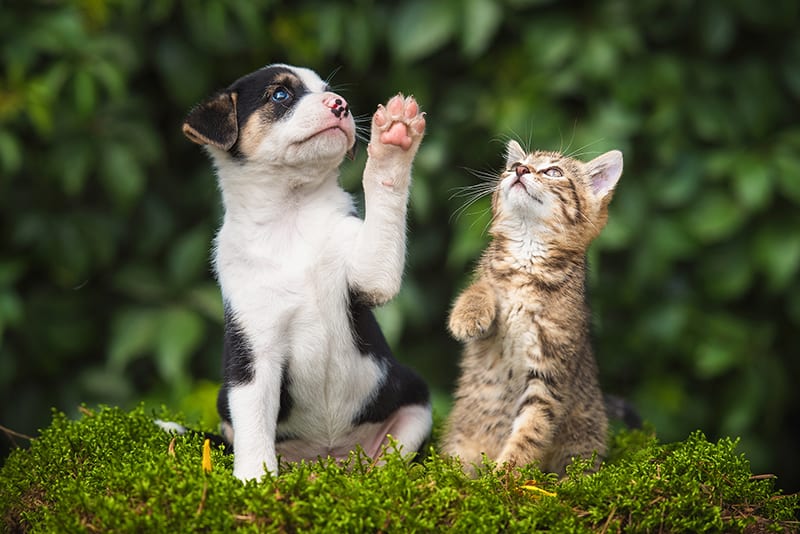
[324,94,350,119]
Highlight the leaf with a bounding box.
[698,2,734,54]
[721,373,766,436]
[0,259,26,287]
[410,174,433,222]
[100,143,146,209]
[461,0,503,57]
[0,129,21,174]
[187,284,223,323]
[694,342,739,379]
[774,153,800,203]
[316,3,343,55]
[112,265,169,301]
[650,218,697,263]
[343,10,374,71]
[0,291,23,328]
[683,190,745,243]
[389,1,457,62]
[58,142,92,196]
[90,60,126,99]
[653,156,702,208]
[108,308,160,372]
[699,244,753,300]
[78,367,134,400]
[640,301,690,344]
[155,307,204,386]
[753,223,800,292]
[507,0,556,6]
[167,225,212,288]
[524,17,575,69]
[72,69,96,116]
[732,156,773,211]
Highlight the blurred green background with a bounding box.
[1,0,798,492]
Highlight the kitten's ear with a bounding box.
[182,92,239,151]
[586,150,623,200]
[505,140,528,168]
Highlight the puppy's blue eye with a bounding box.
[271,87,290,103]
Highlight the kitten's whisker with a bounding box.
[558,121,578,156]
[565,139,605,160]
[456,204,494,234]
[481,210,500,236]
[464,165,501,182]
[576,209,600,234]
[448,182,495,199]
[450,192,493,223]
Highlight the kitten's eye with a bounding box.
[270,86,291,103]
[543,167,563,178]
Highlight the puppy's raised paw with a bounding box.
[369,94,426,157]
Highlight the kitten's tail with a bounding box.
[603,394,642,429]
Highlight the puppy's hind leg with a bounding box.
[373,404,433,459]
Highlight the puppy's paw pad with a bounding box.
[380,122,414,149]
[372,94,425,152]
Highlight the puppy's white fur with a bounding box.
[190,65,430,481]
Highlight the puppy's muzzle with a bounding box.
[324,94,350,119]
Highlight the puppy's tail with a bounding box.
[603,394,642,429]
[154,420,232,454]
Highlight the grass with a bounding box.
[1,405,797,532]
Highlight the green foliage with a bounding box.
[1,406,797,532]
[2,0,799,497]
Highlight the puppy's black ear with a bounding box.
[182,92,239,151]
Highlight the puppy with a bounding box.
[182,64,431,481]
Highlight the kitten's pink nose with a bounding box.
[323,94,350,119]
[515,165,530,177]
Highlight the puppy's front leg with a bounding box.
[227,361,283,481]
[348,95,426,303]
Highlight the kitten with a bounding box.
[441,140,623,476]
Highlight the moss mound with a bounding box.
[1,406,797,532]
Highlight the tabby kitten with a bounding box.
[441,140,623,476]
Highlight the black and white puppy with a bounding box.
[182,64,431,481]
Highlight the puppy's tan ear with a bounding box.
[182,92,238,151]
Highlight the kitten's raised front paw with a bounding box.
[368,94,426,162]
[448,298,496,342]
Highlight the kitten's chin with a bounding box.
[503,189,549,219]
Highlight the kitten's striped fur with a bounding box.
[442,141,623,476]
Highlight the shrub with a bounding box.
[2,0,799,493]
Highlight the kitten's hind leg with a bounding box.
[448,279,497,341]
[441,434,491,476]
[546,407,607,476]
[495,380,561,470]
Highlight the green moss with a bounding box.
[1,406,797,532]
